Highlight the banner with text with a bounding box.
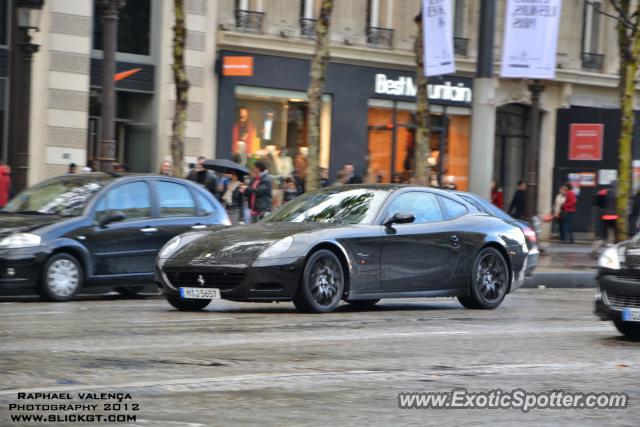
[422,0,456,76]
[500,0,562,79]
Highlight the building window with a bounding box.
[581,1,604,71]
[234,0,264,33]
[453,0,468,56]
[0,0,8,46]
[232,86,331,176]
[366,0,394,48]
[299,0,321,37]
[93,0,151,56]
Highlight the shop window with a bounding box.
[366,100,470,190]
[93,0,151,56]
[232,86,331,179]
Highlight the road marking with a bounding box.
[0,311,69,316]
[127,317,235,323]
[0,362,630,397]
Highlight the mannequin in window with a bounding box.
[261,110,276,143]
[232,107,257,157]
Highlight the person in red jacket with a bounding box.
[0,163,11,208]
[491,180,504,210]
[560,183,577,243]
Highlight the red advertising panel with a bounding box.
[569,124,603,161]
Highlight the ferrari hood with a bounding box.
[165,222,328,266]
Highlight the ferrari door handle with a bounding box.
[140,227,158,233]
[449,235,460,246]
[191,224,207,230]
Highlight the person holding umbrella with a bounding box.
[187,156,220,200]
[202,158,251,224]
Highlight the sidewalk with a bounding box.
[523,240,597,289]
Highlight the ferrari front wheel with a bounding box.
[294,249,345,313]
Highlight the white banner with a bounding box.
[500,0,563,79]
[422,0,456,77]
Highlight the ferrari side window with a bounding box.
[387,192,443,224]
[439,196,468,220]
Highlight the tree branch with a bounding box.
[594,0,635,29]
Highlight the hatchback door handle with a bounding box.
[191,224,207,230]
[140,227,158,233]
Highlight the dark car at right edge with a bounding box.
[596,237,640,339]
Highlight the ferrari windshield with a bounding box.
[265,188,391,224]
[2,176,110,217]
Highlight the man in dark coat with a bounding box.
[508,180,527,219]
[242,160,273,223]
[186,156,219,199]
[343,163,362,184]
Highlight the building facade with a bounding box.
[0,0,217,184]
[215,0,638,235]
[1,0,638,236]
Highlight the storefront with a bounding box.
[216,51,473,188]
[554,107,640,233]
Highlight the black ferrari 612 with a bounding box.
[156,185,530,313]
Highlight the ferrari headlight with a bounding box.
[258,236,294,259]
[598,246,621,270]
[0,233,41,248]
[159,236,182,258]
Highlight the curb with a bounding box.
[523,271,597,289]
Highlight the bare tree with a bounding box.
[306,0,334,192]
[414,10,431,185]
[171,0,190,177]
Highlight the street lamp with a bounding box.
[8,0,44,194]
[96,0,125,173]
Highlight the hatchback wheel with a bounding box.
[40,253,83,302]
[294,249,345,313]
[166,294,211,311]
[458,247,508,309]
[613,321,640,339]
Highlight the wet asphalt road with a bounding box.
[0,289,638,426]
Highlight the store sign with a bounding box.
[569,123,603,161]
[374,74,472,104]
[222,56,254,76]
[500,0,562,79]
[422,0,456,76]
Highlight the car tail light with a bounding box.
[523,226,537,246]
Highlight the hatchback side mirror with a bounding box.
[99,211,126,228]
[384,212,415,227]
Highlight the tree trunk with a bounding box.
[613,0,640,241]
[414,11,431,185]
[171,0,190,177]
[306,0,334,192]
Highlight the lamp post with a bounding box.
[526,80,544,220]
[96,0,125,173]
[8,0,44,194]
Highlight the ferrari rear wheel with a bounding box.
[166,295,211,311]
[294,249,345,313]
[458,247,508,309]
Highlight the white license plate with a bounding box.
[179,287,220,300]
[622,308,640,322]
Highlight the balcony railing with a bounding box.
[581,52,604,71]
[300,17,317,37]
[234,9,264,33]
[453,37,469,56]
[366,26,394,49]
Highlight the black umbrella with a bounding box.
[202,159,250,176]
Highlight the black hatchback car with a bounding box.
[595,238,640,339]
[0,173,229,301]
